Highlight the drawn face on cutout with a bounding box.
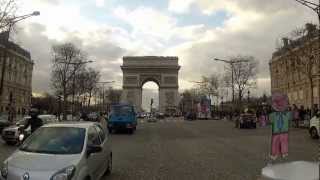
[272,92,289,112]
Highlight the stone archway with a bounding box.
[121,56,180,114]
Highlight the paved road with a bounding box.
[0,119,317,180]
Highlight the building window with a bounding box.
[314,87,319,97]
[294,91,298,100]
[299,90,304,100]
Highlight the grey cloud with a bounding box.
[16,23,129,93]
[177,2,318,95]
[16,23,57,93]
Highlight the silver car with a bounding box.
[1,115,58,145]
[0,122,112,180]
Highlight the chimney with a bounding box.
[282,38,289,47]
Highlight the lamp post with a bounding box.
[97,81,115,112]
[0,11,40,122]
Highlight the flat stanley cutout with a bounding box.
[269,92,292,160]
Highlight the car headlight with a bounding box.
[1,162,8,179]
[51,165,75,180]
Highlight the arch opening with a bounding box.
[142,81,159,113]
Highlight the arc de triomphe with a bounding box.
[121,56,180,113]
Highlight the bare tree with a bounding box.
[224,56,258,103]
[283,23,319,109]
[0,0,17,33]
[199,74,220,100]
[84,68,100,107]
[51,43,87,120]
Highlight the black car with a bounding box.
[0,119,11,133]
[239,113,257,129]
[184,112,197,121]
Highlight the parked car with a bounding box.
[309,112,320,139]
[155,112,165,119]
[147,116,157,123]
[184,112,197,121]
[239,111,257,129]
[1,115,58,145]
[0,118,11,134]
[108,104,137,134]
[0,122,112,180]
[88,112,100,121]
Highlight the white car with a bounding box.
[1,115,58,145]
[0,122,112,180]
[309,113,320,139]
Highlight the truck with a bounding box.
[108,104,137,134]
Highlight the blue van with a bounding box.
[108,104,137,134]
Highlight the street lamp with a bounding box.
[213,58,249,102]
[0,11,40,122]
[97,81,115,112]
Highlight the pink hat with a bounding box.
[272,92,289,112]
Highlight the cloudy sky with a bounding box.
[14,0,318,100]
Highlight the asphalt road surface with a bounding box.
[0,118,317,180]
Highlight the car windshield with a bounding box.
[111,106,133,116]
[20,127,85,154]
[16,118,28,126]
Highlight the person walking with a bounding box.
[298,105,306,128]
[292,104,299,128]
[23,108,43,133]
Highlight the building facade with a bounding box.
[270,24,320,108]
[0,32,33,117]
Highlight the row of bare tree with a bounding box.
[50,42,102,120]
[0,0,17,33]
[180,55,258,109]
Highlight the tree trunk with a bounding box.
[309,77,314,115]
[62,87,68,121]
[88,91,92,107]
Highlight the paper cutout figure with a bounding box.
[269,92,292,160]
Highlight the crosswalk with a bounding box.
[138,119,185,124]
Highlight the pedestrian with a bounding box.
[292,104,299,128]
[99,112,108,133]
[299,105,306,128]
[23,108,43,133]
[259,106,268,127]
[312,104,319,117]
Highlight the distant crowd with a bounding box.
[216,104,319,128]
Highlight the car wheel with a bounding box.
[310,128,319,139]
[128,129,134,134]
[105,153,112,176]
[108,128,113,134]
[6,141,16,146]
[252,123,257,129]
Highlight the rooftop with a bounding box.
[42,121,97,129]
[0,31,31,59]
[272,24,319,59]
